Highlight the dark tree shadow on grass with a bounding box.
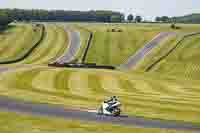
[0,25,17,34]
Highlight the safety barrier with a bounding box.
[48,63,115,70]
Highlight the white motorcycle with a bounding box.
[97,100,121,116]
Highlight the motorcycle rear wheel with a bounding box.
[97,106,103,115]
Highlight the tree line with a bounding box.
[0,8,125,24]
[155,14,200,23]
[1,8,199,25]
[127,14,142,23]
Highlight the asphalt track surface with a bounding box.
[0,67,9,72]
[0,96,200,131]
[0,30,200,131]
[54,27,80,64]
[121,32,176,69]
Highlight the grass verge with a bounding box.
[0,111,197,133]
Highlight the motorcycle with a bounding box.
[97,100,121,116]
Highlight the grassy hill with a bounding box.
[1,23,200,132]
[1,66,200,124]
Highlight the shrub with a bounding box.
[0,16,13,26]
[170,23,181,30]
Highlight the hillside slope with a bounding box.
[0,67,200,123]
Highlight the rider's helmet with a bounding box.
[111,96,118,101]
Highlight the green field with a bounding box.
[1,23,200,132]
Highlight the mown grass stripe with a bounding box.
[0,25,26,55]
[32,26,68,64]
[31,69,62,93]
[0,25,29,60]
[0,24,44,63]
[87,73,104,94]
[68,71,92,98]
[99,73,124,94]
[3,68,42,90]
[54,69,73,92]
[118,78,139,93]
[26,25,58,64]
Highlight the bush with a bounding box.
[170,23,181,30]
[0,16,13,27]
[107,28,123,32]
[171,24,176,29]
[117,29,123,32]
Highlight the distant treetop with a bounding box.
[127,14,134,22]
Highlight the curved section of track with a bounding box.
[121,32,176,69]
[0,96,199,131]
[54,27,80,64]
[20,24,68,64]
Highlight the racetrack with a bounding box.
[0,96,199,131]
[121,32,176,69]
[0,24,200,131]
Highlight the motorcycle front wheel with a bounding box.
[113,108,121,116]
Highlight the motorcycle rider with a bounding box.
[104,96,119,112]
